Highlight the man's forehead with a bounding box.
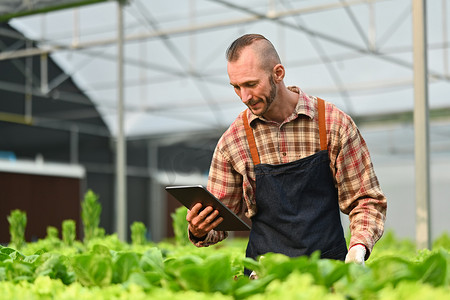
[227,63,262,85]
[228,50,263,76]
[230,46,256,63]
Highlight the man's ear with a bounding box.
[272,63,285,83]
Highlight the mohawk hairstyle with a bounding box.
[226,34,281,72]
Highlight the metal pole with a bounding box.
[70,125,79,164]
[443,0,448,76]
[116,0,127,241]
[148,141,164,242]
[412,0,431,250]
[40,53,48,94]
[25,39,32,124]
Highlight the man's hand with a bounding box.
[186,203,223,239]
[345,244,366,265]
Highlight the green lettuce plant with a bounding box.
[62,220,76,246]
[7,209,27,249]
[171,206,190,246]
[131,221,147,246]
[46,226,59,240]
[81,190,102,243]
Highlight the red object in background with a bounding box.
[0,172,82,244]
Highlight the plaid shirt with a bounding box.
[191,87,387,258]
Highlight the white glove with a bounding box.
[249,270,259,280]
[345,244,366,265]
[249,255,264,280]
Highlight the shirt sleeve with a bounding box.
[330,106,387,259]
[188,143,244,247]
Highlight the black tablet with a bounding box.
[165,185,251,231]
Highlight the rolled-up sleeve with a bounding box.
[189,143,244,247]
[330,106,387,258]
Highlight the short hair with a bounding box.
[226,34,281,72]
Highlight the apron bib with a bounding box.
[242,98,347,274]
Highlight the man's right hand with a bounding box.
[186,203,223,239]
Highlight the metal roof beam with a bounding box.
[0,0,110,22]
[0,0,387,61]
[211,0,450,84]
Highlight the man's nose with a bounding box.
[241,88,252,103]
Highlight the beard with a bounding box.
[249,75,277,117]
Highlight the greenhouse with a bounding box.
[0,0,449,298]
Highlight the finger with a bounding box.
[191,210,218,234]
[204,209,217,222]
[196,206,213,222]
[204,209,220,223]
[198,206,214,220]
[190,215,213,236]
[190,202,203,214]
[188,206,218,237]
[186,203,203,222]
[205,216,223,232]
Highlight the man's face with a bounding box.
[227,48,277,117]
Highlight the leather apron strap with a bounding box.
[317,97,327,151]
[243,111,261,165]
[242,97,327,164]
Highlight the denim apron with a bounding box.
[242,98,347,275]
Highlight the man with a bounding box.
[186,34,387,274]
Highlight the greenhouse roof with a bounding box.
[0,0,449,138]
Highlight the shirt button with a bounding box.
[282,152,287,156]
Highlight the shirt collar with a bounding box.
[247,86,315,125]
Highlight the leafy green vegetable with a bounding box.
[7,209,27,249]
[62,219,76,246]
[71,251,113,287]
[177,253,234,294]
[245,271,343,300]
[2,191,449,300]
[46,226,59,239]
[81,189,102,243]
[418,249,448,287]
[140,247,165,274]
[0,235,449,299]
[112,251,140,283]
[131,222,147,246]
[34,253,74,285]
[433,232,450,250]
[171,206,190,246]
